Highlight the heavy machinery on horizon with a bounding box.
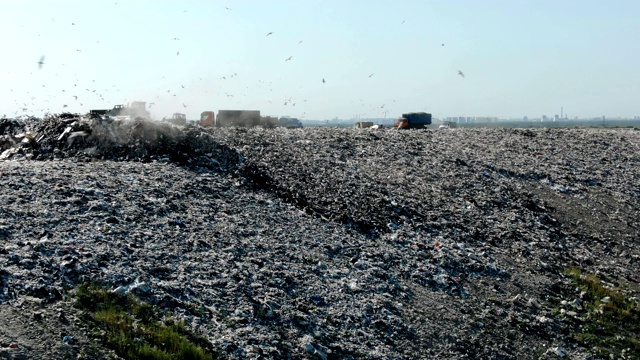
[90,101,151,120]
[199,110,302,129]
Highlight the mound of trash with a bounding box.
[0,114,240,171]
[0,124,639,359]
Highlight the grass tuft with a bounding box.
[73,282,215,360]
[563,268,640,358]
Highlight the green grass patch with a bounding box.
[74,282,216,360]
[564,268,640,358]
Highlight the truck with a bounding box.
[200,111,215,127]
[439,121,458,129]
[278,117,303,129]
[216,110,260,127]
[199,110,279,128]
[393,112,432,129]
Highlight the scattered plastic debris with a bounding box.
[0,124,638,358]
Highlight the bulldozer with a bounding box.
[162,113,187,126]
[90,101,151,120]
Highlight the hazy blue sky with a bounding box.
[1,0,638,120]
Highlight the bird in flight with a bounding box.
[298,40,303,44]
[369,73,374,78]
[38,56,45,69]
[73,96,78,100]
[173,38,180,40]
[322,78,326,83]
[401,20,405,24]
[183,103,187,108]
[285,56,292,61]
[176,51,180,55]
[457,70,465,78]
[225,7,232,10]
[181,85,185,88]
[266,32,273,37]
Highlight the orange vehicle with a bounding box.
[200,111,215,127]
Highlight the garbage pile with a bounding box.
[0,124,639,359]
[0,113,241,171]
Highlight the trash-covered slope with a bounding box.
[0,114,240,170]
[0,116,638,359]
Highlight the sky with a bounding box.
[1,0,639,121]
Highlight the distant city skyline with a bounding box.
[1,1,639,120]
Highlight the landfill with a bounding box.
[0,113,639,359]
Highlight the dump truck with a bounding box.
[217,110,260,127]
[262,116,280,128]
[199,110,278,128]
[162,113,187,126]
[393,112,432,129]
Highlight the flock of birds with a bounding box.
[16,5,465,119]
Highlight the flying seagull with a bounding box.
[176,51,180,55]
[266,32,273,37]
[285,56,292,61]
[38,56,45,69]
[322,78,326,83]
[457,70,465,78]
[369,73,374,78]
